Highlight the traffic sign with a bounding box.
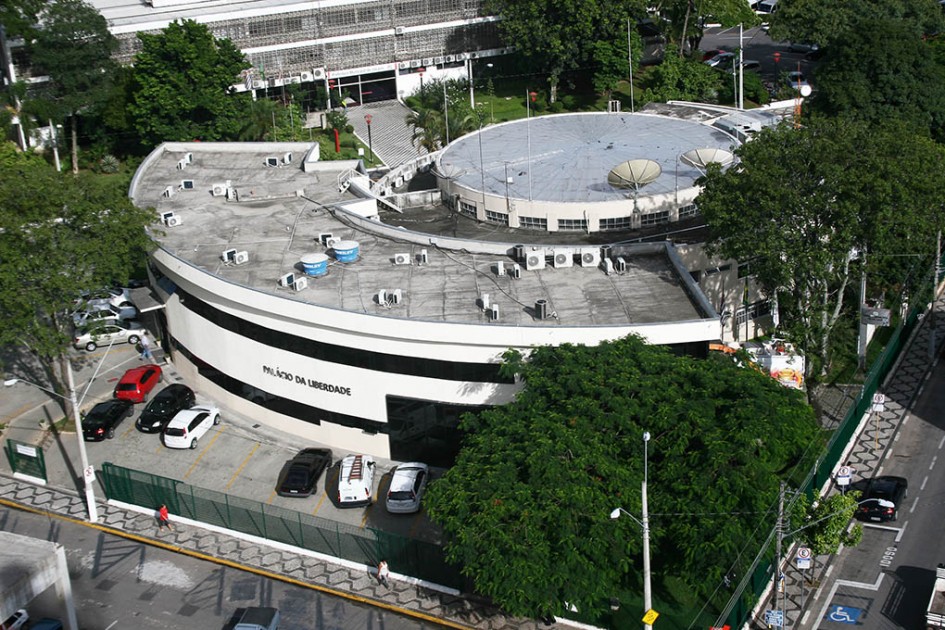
[796,546,812,569]
[836,466,853,487]
[764,610,784,627]
[83,465,96,482]
[872,393,886,412]
[643,609,659,625]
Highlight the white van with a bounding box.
[337,454,376,507]
[756,0,778,14]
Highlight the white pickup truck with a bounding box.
[927,564,945,628]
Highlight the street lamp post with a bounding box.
[611,431,652,630]
[364,114,373,161]
[5,361,99,522]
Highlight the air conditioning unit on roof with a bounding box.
[252,80,265,89]
[445,54,455,63]
[580,248,601,268]
[234,251,249,265]
[312,67,326,80]
[526,249,546,271]
[395,26,405,35]
[553,248,573,268]
[211,182,228,197]
[393,253,411,265]
[300,71,313,82]
[165,214,181,227]
[292,277,308,291]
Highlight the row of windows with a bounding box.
[640,211,670,227]
[484,210,509,225]
[599,216,633,231]
[518,216,548,230]
[557,218,588,231]
[679,204,699,219]
[176,287,512,383]
[459,200,477,217]
[735,299,772,325]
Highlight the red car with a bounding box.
[113,364,163,403]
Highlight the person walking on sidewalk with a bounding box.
[139,332,153,361]
[377,560,390,587]
[157,504,173,532]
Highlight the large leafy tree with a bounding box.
[28,0,118,173]
[426,336,820,619]
[769,0,943,49]
[0,147,155,409]
[810,20,945,140]
[697,119,945,376]
[640,45,722,103]
[486,0,648,102]
[129,20,251,147]
[659,0,759,55]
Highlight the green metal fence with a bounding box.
[5,439,47,483]
[99,462,464,590]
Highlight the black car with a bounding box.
[136,384,196,433]
[857,476,908,522]
[82,399,134,441]
[277,448,333,497]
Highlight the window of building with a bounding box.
[458,200,477,217]
[387,395,490,467]
[735,300,773,325]
[557,218,587,231]
[678,204,698,219]
[737,258,760,279]
[518,216,548,230]
[599,216,634,231]
[484,210,509,225]
[640,211,670,227]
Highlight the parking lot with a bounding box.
[1,341,442,544]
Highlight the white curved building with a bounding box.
[131,140,721,465]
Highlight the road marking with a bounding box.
[312,491,327,515]
[895,432,901,441]
[121,422,137,439]
[266,489,276,505]
[815,573,885,628]
[360,503,372,528]
[862,523,902,533]
[939,436,945,450]
[226,443,260,491]
[931,456,937,471]
[910,496,919,513]
[922,475,929,490]
[105,621,118,630]
[825,565,834,578]
[182,427,226,480]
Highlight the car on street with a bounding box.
[1,609,28,630]
[136,384,196,433]
[277,448,334,497]
[72,303,139,328]
[73,320,147,351]
[702,48,728,62]
[163,405,221,449]
[385,462,429,514]
[337,454,376,507]
[856,475,908,522]
[704,51,736,67]
[73,286,134,310]
[113,364,163,403]
[82,399,134,441]
[786,70,812,96]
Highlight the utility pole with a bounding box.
[931,230,941,359]
[773,481,785,628]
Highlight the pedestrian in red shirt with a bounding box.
[157,504,173,532]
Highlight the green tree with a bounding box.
[405,108,444,152]
[591,33,642,101]
[0,0,46,40]
[769,0,943,49]
[129,20,251,147]
[640,45,722,103]
[0,149,155,412]
[28,0,118,173]
[426,336,820,619]
[697,119,945,376]
[790,492,862,556]
[810,20,945,140]
[661,0,759,55]
[487,0,647,102]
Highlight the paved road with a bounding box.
[804,358,945,629]
[0,502,434,630]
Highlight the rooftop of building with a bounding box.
[132,141,710,328]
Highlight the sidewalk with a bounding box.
[0,347,561,629]
[762,296,945,629]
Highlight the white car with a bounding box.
[337,454,376,507]
[73,287,134,310]
[162,405,221,449]
[72,303,138,328]
[385,462,429,513]
[786,71,812,96]
[73,321,147,351]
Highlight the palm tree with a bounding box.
[405,108,443,153]
[238,98,278,141]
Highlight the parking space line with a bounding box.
[226,443,260,491]
[265,489,277,505]
[182,427,226,480]
[121,422,137,440]
[312,491,327,515]
[360,503,372,528]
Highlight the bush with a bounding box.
[99,154,120,174]
[549,101,565,113]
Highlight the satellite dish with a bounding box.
[608,159,662,189]
[681,148,735,170]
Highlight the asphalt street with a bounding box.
[802,357,945,630]
[0,502,434,630]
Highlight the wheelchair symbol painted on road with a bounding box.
[826,605,862,624]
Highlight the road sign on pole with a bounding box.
[872,393,886,412]
[796,546,812,569]
[764,610,784,627]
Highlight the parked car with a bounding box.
[337,454,376,507]
[113,364,163,403]
[701,48,728,62]
[786,70,812,96]
[73,286,134,310]
[277,448,333,497]
[233,607,280,630]
[73,321,147,351]
[136,384,196,433]
[704,51,736,67]
[72,303,138,328]
[1,609,28,630]
[82,399,134,441]
[163,405,221,449]
[857,476,908,522]
[29,620,64,630]
[385,462,429,514]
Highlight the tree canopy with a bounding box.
[129,20,251,147]
[28,0,118,172]
[426,335,820,619]
[697,119,945,375]
[0,145,155,382]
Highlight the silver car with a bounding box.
[73,321,147,351]
[72,303,138,328]
[385,462,429,514]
